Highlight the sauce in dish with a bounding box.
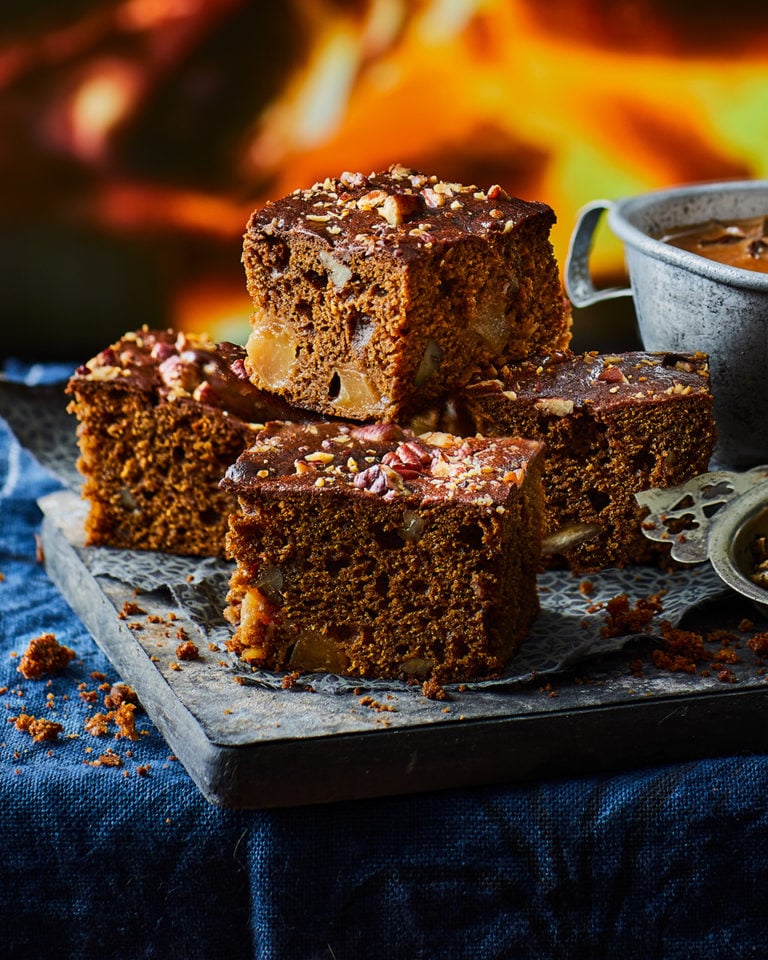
[659,215,768,274]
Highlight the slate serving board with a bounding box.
[39,488,768,809]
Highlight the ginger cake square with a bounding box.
[222,422,545,682]
[242,164,570,423]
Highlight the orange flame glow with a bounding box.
[241,0,768,275]
[66,60,143,162]
[3,0,768,346]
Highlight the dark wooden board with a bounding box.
[40,489,768,808]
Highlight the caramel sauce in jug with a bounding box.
[659,215,768,273]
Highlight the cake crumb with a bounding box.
[12,713,63,742]
[651,622,708,673]
[600,592,664,638]
[17,633,75,680]
[103,683,138,710]
[118,601,146,619]
[748,632,768,656]
[84,712,112,737]
[358,695,396,712]
[113,702,140,741]
[88,748,122,767]
[83,701,140,741]
[714,647,740,665]
[176,640,200,661]
[628,658,644,678]
[421,678,448,701]
[716,667,738,684]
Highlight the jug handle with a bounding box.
[564,199,632,307]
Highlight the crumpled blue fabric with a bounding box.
[2,363,768,959]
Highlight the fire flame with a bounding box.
[2,0,768,345]
[55,60,143,163]
[242,1,768,271]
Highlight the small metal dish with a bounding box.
[635,466,768,616]
[708,481,768,618]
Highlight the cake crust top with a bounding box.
[66,327,304,423]
[245,164,555,262]
[223,421,543,507]
[465,350,712,414]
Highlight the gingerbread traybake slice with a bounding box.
[222,422,545,682]
[241,163,571,422]
[66,327,314,558]
[461,350,716,571]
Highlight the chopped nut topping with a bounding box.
[421,187,447,208]
[503,468,525,484]
[382,439,432,480]
[597,365,628,384]
[356,189,388,211]
[418,431,454,448]
[338,171,365,188]
[388,162,412,179]
[379,192,424,226]
[354,463,409,496]
[86,364,128,382]
[534,397,574,417]
[350,423,402,444]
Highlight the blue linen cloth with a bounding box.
[2,363,768,959]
